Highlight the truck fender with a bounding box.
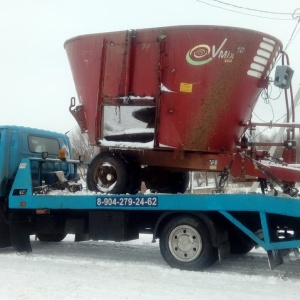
[152,211,228,248]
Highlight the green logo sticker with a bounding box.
[186,38,228,66]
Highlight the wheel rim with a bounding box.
[95,162,117,192]
[168,225,202,262]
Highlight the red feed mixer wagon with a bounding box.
[65,25,300,195]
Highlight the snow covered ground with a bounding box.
[0,234,300,299]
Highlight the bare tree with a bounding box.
[68,126,98,162]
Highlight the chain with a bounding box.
[214,154,236,193]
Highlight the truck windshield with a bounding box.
[28,136,60,155]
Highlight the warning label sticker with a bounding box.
[180,83,193,93]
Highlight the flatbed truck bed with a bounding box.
[5,157,300,271]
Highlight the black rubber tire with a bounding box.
[229,228,255,255]
[125,161,142,194]
[9,211,32,252]
[36,233,67,242]
[160,215,218,270]
[0,223,11,248]
[87,152,128,194]
[144,167,189,194]
[0,211,11,248]
[230,242,254,255]
[170,171,190,193]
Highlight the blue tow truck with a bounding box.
[4,150,300,271]
[0,126,73,247]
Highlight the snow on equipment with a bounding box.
[65,25,299,195]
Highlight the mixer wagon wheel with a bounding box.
[144,167,189,194]
[87,152,128,194]
[124,159,142,194]
[160,215,218,270]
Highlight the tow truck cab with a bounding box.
[0,125,72,199]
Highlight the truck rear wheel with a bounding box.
[160,215,218,270]
[87,152,128,194]
[229,228,255,255]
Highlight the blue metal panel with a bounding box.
[0,125,72,197]
[220,211,300,250]
[0,128,9,196]
[9,158,300,252]
[220,211,265,247]
[260,212,271,244]
[9,159,300,217]
[0,125,67,140]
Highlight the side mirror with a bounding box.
[42,152,48,159]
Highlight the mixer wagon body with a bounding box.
[65,25,300,195]
[65,25,282,153]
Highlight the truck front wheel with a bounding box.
[159,215,218,270]
[36,233,67,242]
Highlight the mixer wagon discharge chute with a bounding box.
[65,25,299,195]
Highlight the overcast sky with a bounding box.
[0,0,299,134]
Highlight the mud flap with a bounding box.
[267,248,300,269]
[267,250,283,269]
[218,242,230,261]
[74,233,89,242]
[9,212,32,253]
[0,222,12,248]
[0,208,11,248]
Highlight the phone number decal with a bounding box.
[96,196,158,207]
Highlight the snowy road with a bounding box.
[1,234,300,299]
